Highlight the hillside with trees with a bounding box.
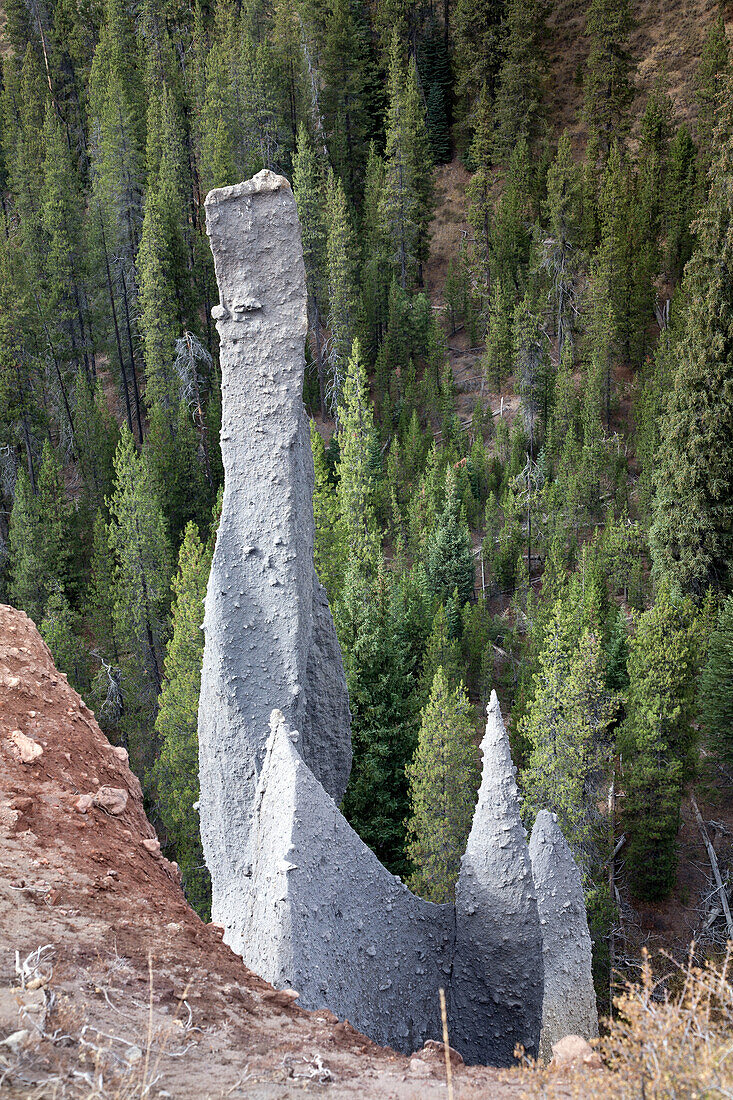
[1,0,733,1017]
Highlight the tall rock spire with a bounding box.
[198,170,351,925]
[453,690,544,1065]
[529,810,599,1060]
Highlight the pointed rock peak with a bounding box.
[470,688,521,824]
[529,811,598,1059]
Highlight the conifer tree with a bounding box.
[700,595,733,770]
[492,0,547,163]
[293,126,328,414]
[425,465,475,606]
[153,521,213,918]
[651,99,733,597]
[520,617,616,876]
[542,130,581,361]
[466,84,493,297]
[381,33,433,290]
[361,142,390,357]
[694,16,729,176]
[421,602,464,696]
[340,565,418,876]
[41,591,89,696]
[406,667,479,902]
[482,274,513,390]
[8,443,72,624]
[664,124,697,282]
[619,585,701,900]
[325,172,359,412]
[108,426,173,702]
[452,0,504,105]
[311,420,347,601]
[336,339,379,570]
[582,0,634,156]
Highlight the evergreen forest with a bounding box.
[2,0,733,1010]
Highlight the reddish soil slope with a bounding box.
[0,603,576,1098]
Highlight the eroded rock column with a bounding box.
[453,690,544,1065]
[199,170,351,927]
[529,810,599,1060]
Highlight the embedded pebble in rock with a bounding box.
[9,730,43,763]
[199,170,352,927]
[529,811,599,1061]
[92,787,128,815]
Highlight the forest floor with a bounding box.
[0,602,598,1099]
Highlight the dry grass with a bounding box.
[521,946,733,1099]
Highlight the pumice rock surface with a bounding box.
[199,170,352,922]
[529,810,599,1060]
[453,690,544,1065]
[199,170,592,1068]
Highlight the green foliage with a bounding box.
[650,107,733,597]
[425,465,475,606]
[583,0,635,155]
[406,667,480,902]
[107,426,173,721]
[9,443,72,624]
[619,585,701,900]
[700,595,733,770]
[40,591,90,697]
[153,522,213,919]
[336,339,380,571]
[339,566,419,876]
[520,608,617,877]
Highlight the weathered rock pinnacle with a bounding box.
[199,170,351,924]
[242,708,454,1054]
[453,690,544,1065]
[198,171,590,1069]
[529,810,599,1060]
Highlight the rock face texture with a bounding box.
[242,710,454,1053]
[199,170,591,1068]
[453,691,544,1065]
[199,170,352,923]
[529,811,599,1061]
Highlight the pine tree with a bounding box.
[311,420,347,601]
[8,443,72,624]
[541,130,581,361]
[700,595,733,770]
[492,0,547,163]
[452,0,504,105]
[664,124,697,282]
[520,616,616,877]
[582,0,634,156]
[292,125,328,414]
[466,84,493,297]
[425,465,475,606]
[381,33,433,290]
[108,426,173,703]
[336,339,379,570]
[153,521,213,918]
[694,16,729,176]
[319,0,375,196]
[482,274,513,390]
[420,602,464,697]
[40,590,89,696]
[513,292,551,457]
[650,100,733,597]
[619,585,701,900]
[325,172,359,412]
[406,667,479,902]
[339,564,419,876]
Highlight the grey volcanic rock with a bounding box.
[453,691,544,1065]
[199,171,351,919]
[198,170,591,1069]
[529,811,599,1061]
[241,710,453,1054]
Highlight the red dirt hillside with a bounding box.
[0,603,572,1098]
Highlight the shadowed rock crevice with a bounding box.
[199,170,597,1067]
